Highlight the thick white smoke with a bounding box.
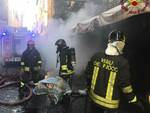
[34,1,106,75]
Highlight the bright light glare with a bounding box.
[2,32,6,36]
[8,0,48,34]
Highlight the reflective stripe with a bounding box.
[21,62,25,65]
[148,95,150,104]
[38,61,42,64]
[90,90,119,108]
[61,65,68,70]
[123,35,126,42]
[129,96,137,103]
[24,67,30,72]
[91,66,99,90]
[34,66,40,71]
[122,85,133,93]
[106,72,116,100]
[68,70,75,74]
[61,70,75,76]
[21,68,24,72]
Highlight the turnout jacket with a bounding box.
[59,47,74,75]
[21,47,42,72]
[85,52,136,109]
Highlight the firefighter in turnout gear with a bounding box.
[55,39,76,86]
[19,40,42,99]
[85,30,144,113]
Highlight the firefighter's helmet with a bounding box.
[55,39,66,47]
[27,40,35,46]
[108,30,126,43]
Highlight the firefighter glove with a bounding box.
[20,81,25,88]
[129,96,144,112]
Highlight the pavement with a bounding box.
[0,72,149,113]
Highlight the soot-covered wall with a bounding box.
[85,13,150,95]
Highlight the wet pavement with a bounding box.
[0,74,88,113]
[0,74,149,113]
[0,86,25,113]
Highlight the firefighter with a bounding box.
[85,30,144,113]
[20,40,42,86]
[55,39,76,86]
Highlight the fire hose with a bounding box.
[0,77,12,85]
[0,77,33,106]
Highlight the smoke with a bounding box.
[34,1,106,75]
